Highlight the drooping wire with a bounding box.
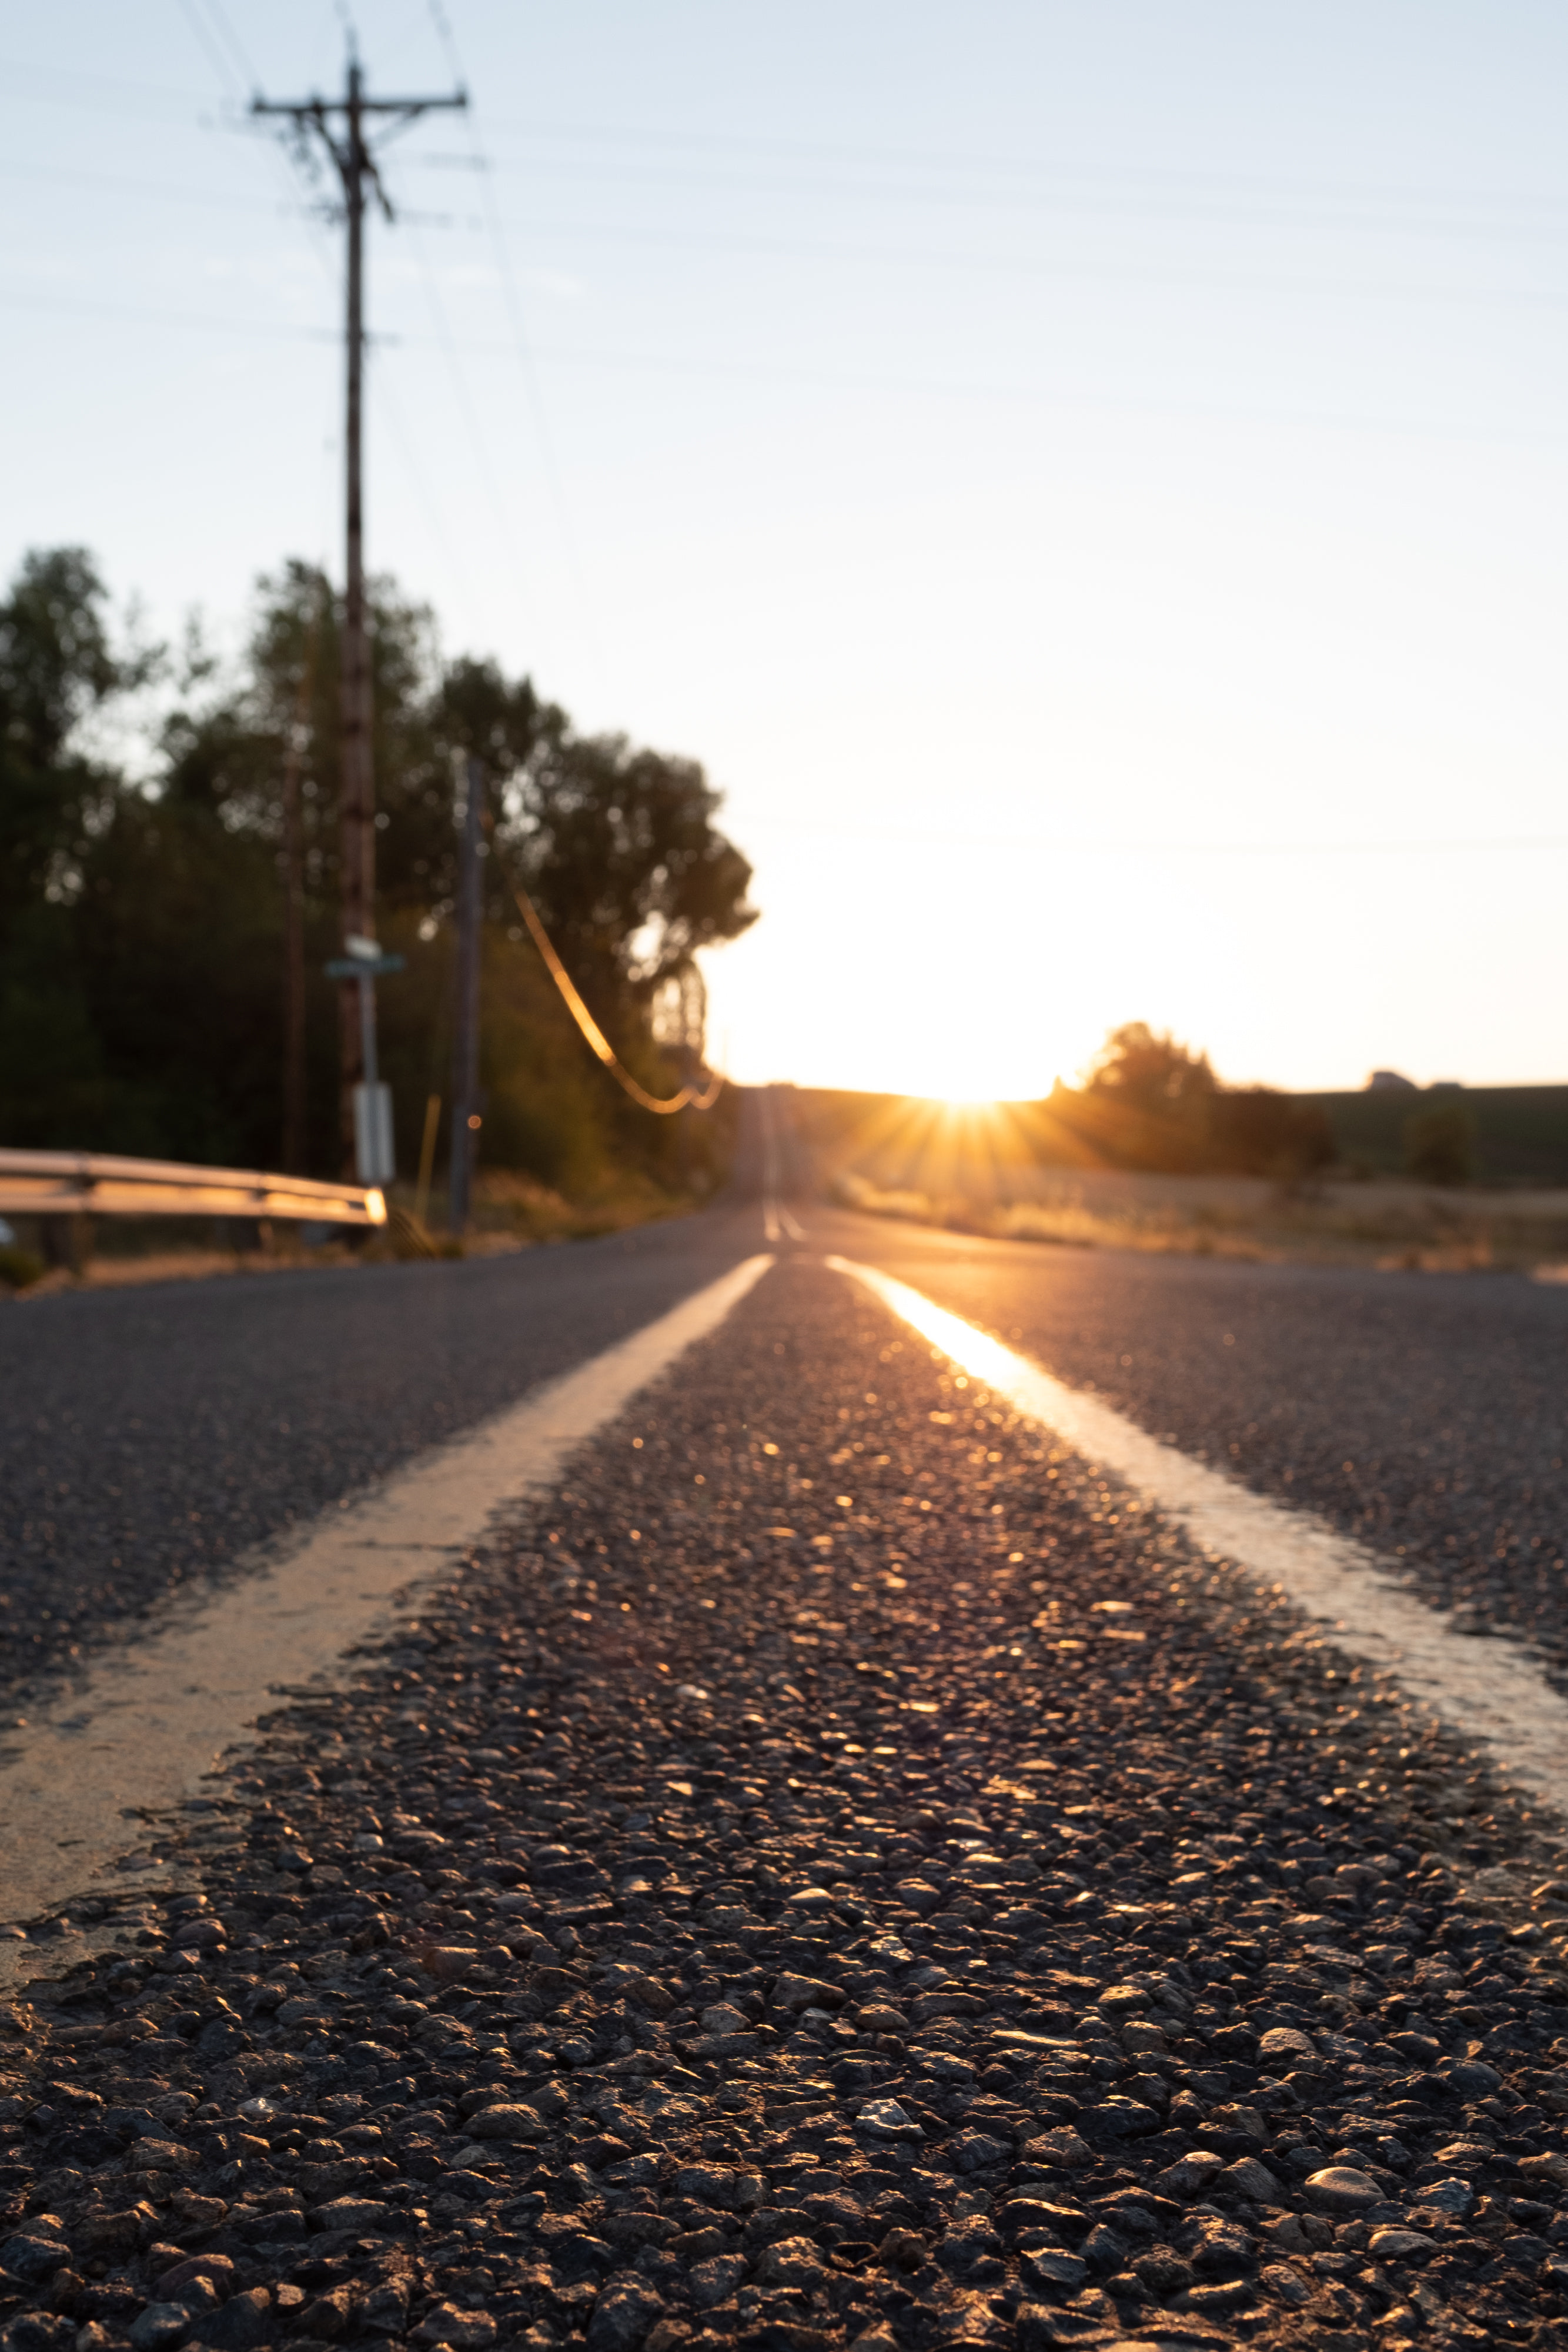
[423,0,602,679]
[493,847,721,1115]
[396,211,536,639]
[172,0,241,100]
[369,342,481,643]
[197,0,261,93]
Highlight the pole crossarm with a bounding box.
[0,1149,387,1227]
[250,81,467,222]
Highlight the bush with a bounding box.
[0,1243,45,1290]
[1405,1101,1473,1187]
[1208,1088,1335,1180]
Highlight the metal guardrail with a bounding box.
[0,1149,387,1228]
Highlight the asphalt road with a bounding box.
[5,1251,1568,2352]
[6,1134,1567,1707]
[813,1208,1568,1665]
[0,1210,763,1706]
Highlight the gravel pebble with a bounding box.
[846,1215,1568,1691]
[0,1218,760,1709]
[4,1255,1568,2352]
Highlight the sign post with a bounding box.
[325,936,406,1185]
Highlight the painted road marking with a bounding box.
[830,1254,1568,1810]
[0,1253,774,1950]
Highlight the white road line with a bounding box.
[0,1254,775,1949]
[758,1084,805,1242]
[830,1254,1568,1810]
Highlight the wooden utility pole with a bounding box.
[279,592,323,1174]
[449,756,485,1235]
[253,56,465,1170]
[280,717,307,1172]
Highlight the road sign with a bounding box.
[325,953,406,980]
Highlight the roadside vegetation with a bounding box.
[831,1165,1568,1272]
[797,1027,1568,1275]
[0,547,754,1268]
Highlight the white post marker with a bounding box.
[327,934,405,1185]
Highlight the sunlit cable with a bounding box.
[495,852,721,1115]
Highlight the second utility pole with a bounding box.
[449,756,484,1236]
[253,53,465,1174]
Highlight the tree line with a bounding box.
[0,548,756,1197]
[1064,1021,1335,1177]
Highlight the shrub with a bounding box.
[1405,1101,1473,1187]
[0,1243,45,1290]
[1208,1087,1335,1180]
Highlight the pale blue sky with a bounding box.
[5,4,1566,1097]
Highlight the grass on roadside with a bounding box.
[834,1167,1568,1275]
[0,1166,712,1295]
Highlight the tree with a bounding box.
[0,549,142,1145]
[0,545,755,1192]
[506,729,757,1055]
[1084,1021,1217,1114]
[1065,1020,1336,1178]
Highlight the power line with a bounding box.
[369,343,481,644]
[171,0,242,105]
[9,151,1557,313]
[496,849,722,1115]
[410,132,1568,246]
[4,285,1562,454]
[0,286,343,343]
[397,210,535,637]
[740,816,1568,860]
[0,155,307,215]
[390,206,1568,316]
[12,52,1568,250]
[421,0,600,681]
[168,0,345,306]
[197,0,260,93]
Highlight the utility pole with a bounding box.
[279,590,322,1174]
[253,54,465,1174]
[449,756,485,1235]
[280,715,307,1172]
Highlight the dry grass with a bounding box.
[2,1167,706,1297]
[833,1167,1568,1275]
[15,1248,313,1297]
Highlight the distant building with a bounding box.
[1367,1070,1418,1092]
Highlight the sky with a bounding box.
[5,2,1567,1101]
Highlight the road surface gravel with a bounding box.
[11,1191,1568,1721]
[2,1256,1568,2352]
[0,1214,760,1709]
[809,1211,1568,1671]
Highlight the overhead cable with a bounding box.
[497,858,721,1115]
[422,0,600,677]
